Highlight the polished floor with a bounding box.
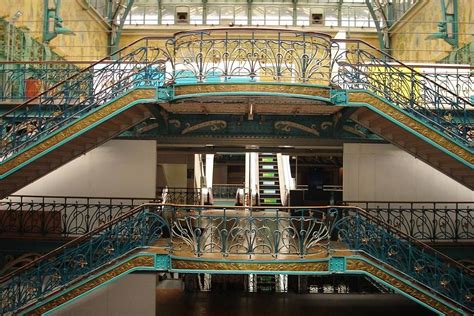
[156,289,435,316]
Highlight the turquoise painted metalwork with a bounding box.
[1,30,473,173]
[331,207,474,311]
[0,203,472,314]
[0,203,168,314]
[155,254,171,270]
[329,257,346,272]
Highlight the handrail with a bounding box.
[332,38,474,106]
[4,194,156,200]
[0,203,471,313]
[0,202,162,283]
[3,203,470,281]
[172,27,333,39]
[0,36,172,119]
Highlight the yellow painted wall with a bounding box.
[0,0,44,38]
[0,0,109,61]
[390,0,474,62]
[49,0,109,60]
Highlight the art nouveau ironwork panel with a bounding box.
[0,203,167,314]
[346,201,474,242]
[171,30,332,85]
[0,195,150,237]
[331,39,473,147]
[168,207,334,257]
[332,207,474,310]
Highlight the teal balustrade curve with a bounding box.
[0,203,168,314]
[332,207,473,313]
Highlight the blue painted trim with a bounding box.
[0,88,157,179]
[23,252,157,316]
[346,91,473,168]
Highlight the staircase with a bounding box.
[258,153,281,206]
[0,203,472,315]
[256,274,277,292]
[0,38,170,198]
[332,39,473,189]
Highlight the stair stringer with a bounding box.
[0,88,158,197]
[20,252,168,315]
[169,254,469,315]
[345,90,474,189]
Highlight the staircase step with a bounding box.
[260,198,280,204]
[260,172,278,178]
[260,180,277,184]
[260,165,276,170]
[261,189,278,194]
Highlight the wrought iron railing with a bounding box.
[159,187,203,205]
[0,62,82,101]
[0,203,472,313]
[0,195,153,237]
[346,201,474,242]
[169,206,333,257]
[0,203,168,314]
[1,29,472,167]
[331,39,474,147]
[168,204,473,311]
[211,184,242,200]
[333,206,473,311]
[0,37,171,162]
[1,194,472,244]
[171,29,333,85]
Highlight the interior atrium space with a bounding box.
[0,0,473,315]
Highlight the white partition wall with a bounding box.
[15,140,157,198]
[343,143,474,202]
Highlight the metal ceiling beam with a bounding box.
[109,0,135,58]
[365,0,389,53]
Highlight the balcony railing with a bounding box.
[1,203,471,314]
[1,29,472,165]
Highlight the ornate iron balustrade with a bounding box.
[0,37,171,162]
[0,195,153,237]
[1,30,472,165]
[346,201,474,242]
[159,187,203,205]
[0,62,81,101]
[0,203,167,315]
[331,39,474,147]
[168,206,333,257]
[170,29,333,85]
[167,204,473,310]
[333,207,474,311]
[0,203,472,313]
